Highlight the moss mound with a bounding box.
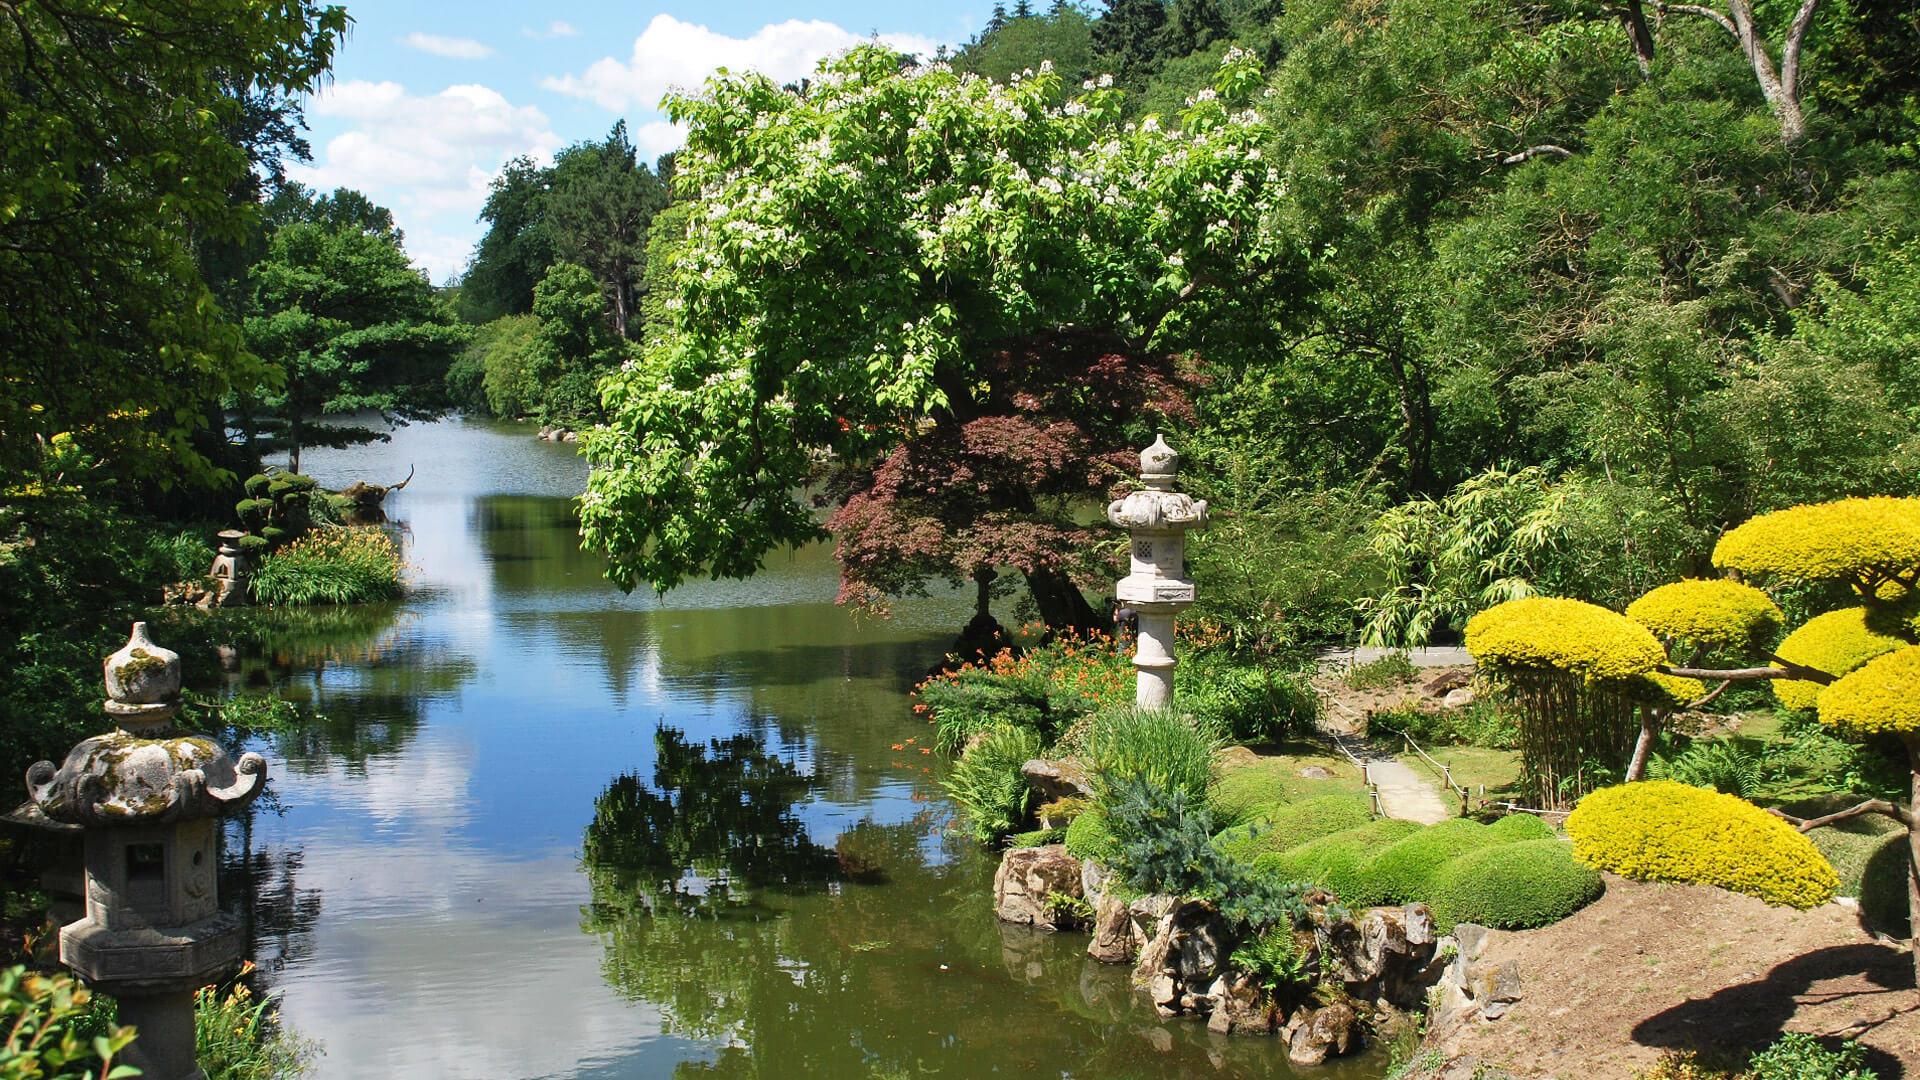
[1486,812,1556,841]
[1429,839,1603,930]
[1211,793,1373,863]
[1207,760,1292,827]
[1349,819,1501,906]
[1251,818,1422,900]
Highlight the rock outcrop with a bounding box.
[1133,898,1231,1018]
[993,844,1083,930]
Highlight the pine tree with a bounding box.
[1091,0,1166,84]
[1162,0,1229,57]
[989,3,1010,33]
[1014,0,1035,18]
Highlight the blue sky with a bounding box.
[293,2,997,283]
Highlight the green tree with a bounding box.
[953,5,1097,85]
[0,0,348,489]
[244,214,466,471]
[1091,0,1168,84]
[582,46,1290,629]
[528,262,627,425]
[458,156,556,322]
[546,123,669,342]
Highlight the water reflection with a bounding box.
[210,417,1375,1078]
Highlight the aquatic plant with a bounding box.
[249,526,403,606]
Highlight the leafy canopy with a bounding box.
[582,45,1288,594]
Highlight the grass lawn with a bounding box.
[1399,745,1524,803]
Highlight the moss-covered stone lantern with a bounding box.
[1107,435,1208,708]
[24,622,267,1080]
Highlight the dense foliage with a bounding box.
[1426,838,1604,931]
[0,966,136,1080]
[249,528,404,606]
[1567,781,1840,909]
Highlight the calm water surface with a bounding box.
[228,416,1382,1079]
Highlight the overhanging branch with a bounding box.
[1768,799,1912,832]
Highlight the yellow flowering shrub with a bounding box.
[1567,781,1838,909]
[1818,645,1920,735]
[1770,607,1904,710]
[1465,596,1665,683]
[1641,672,1705,708]
[1712,496,1920,589]
[1624,579,1783,650]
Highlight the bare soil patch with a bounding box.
[1417,875,1919,1079]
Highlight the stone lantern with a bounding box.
[25,622,267,1080]
[1107,435,1208,708]
[207,530,251,607]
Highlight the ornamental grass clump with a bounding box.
[1566,781,1838,909]
[1427,838,1603,930]
[1083,706,1219,811]
[249,526,403,606]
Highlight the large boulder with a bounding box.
[1325,903,1443,1008]
[1021,758,1091,804]
[1285,1002,1359,1065]
[1088,890,1172,965]
[1133,898,1231,1018]
[1206,972,1278,1036]
[993,844,1083,930]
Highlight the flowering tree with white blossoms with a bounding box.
[582,45,1293,630]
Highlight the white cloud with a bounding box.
[400,32,494,60]
[524,20,579,39]
[543,14,942,112]
[291,80,562,281]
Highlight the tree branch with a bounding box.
[1662,3,1737,36]
[1500,144,1574,165]
[1780,0,1823,100]
[1660,656,1835,684]
[1683,679,1734,710]
[1767,799,1912,832]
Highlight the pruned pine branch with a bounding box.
[1660,656,1835,685]
[1768,799,1912,832]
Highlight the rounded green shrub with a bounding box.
[1428,839,1603,930]
[1772,607,1903,710]
[1485,812,1556,841]
[1625,578,1783,651]
[1350,819,1500,905]
[1211,793,1372,863]
[1065,806,1117,864]
[244,473,271,497]
[1251,818,1421,901]
[1465,595,1666,683]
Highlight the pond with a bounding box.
[228,415,1384,1079]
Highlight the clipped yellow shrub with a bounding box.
[1465,596,1666,683]
[1770,607,1904,710]
[1712,496,1920,587]
[1625,579,1783,650]
[1567,781,1838,909]
[1819,645,1920,735]
[1641,672,1705,708]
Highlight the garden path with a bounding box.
[1363,756,1454,825]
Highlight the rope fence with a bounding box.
[1375,724,1473,815]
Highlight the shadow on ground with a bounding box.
[1631,942,1917,1077]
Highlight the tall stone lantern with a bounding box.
[1107,435,1208,708]
[25,622,267,1080]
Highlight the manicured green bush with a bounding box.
[1212,793,1373,863]
[1485,812,1556,841]
[1351,819,1501,906]
[1250,818,1421,901]
[1064,806,1117,864]
[942,725,1043,844]
[1084,706,1219,810]
[1428,839,1604,930]
[250,526,404,606]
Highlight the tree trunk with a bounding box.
[1024,567,1100,634]
[1622,0,1655,79]
[1626,707,1660,781]
[1907,736,1919,987]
